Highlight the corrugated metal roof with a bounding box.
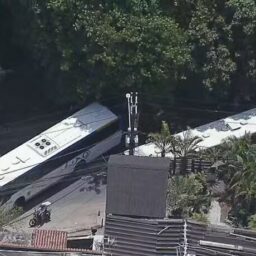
[32,229,67,250]
[0,241,101,254]
[108,154,170,171]
[104,215,256,256]
[106,155,169,218]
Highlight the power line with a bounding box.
[5,156,177,226]
[0,144,183,195]
[40,115,116,136]
[0,131,123,194]
[0,130,123,176]
[2,120,253,179]
[13,147,213,197]
[0,158,109,195]
[1,95,123,126]
[140,92,256,108]
[141,100,236,115]
[1,102,122,138]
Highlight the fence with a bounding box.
[170,158,213,175]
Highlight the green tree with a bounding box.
[248,214,256,230]
[167,0,256,104]
[211,134,256,227]
[167,173,211,217]
[29,0,191,103]
[0,207,23,228]
[191,212,209,223]
[188,1,236,92]
[147,121,174,157]
[171,128,203,158]
[170,128,203,173]
[227,0,256,101]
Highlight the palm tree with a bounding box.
[147,121,174,157]
[213,134,256,227]
[171,128,203,158]
[169,128,203,173]
[228,148,256,212]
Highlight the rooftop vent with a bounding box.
[240,120,248,125]
[29,136,59,157]
[44,145,58,156]
[63,117,77,126]
[226,122,241,131]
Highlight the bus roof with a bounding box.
[131,107,256,158]
[0,103,117,187]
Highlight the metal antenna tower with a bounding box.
[125,92,139,155]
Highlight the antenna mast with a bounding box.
[126,92,139,155]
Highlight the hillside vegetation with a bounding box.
[1,0,256,116]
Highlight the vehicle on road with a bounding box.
[0,103,122,210]
[29,201,51,227]
[129,108,256,157]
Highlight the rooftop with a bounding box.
[132,107,256,157]
[0,103,117,187]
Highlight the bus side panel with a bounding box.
[0,119,119,198]
[3,131,122,209]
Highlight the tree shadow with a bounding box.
[79,173,106,194]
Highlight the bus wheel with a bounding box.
[14,197,25,209]
[29,218,36,227]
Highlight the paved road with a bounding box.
[6,173,107,234]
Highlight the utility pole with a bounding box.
[125,92,139,155]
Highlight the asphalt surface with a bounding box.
[5,173,107,234]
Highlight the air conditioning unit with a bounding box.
[29,136,59,157]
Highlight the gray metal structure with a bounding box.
[104,215,256,256]
[0,250,98,256]
[170,157,213,175]
[106,155,169,218]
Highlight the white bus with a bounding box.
[0,103,122,209]
[130,107,256,157]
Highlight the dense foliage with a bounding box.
[147,121,175,157]
[150,122,256,228]
[167,173,211,218]
[208,135,256,227]
[0,207,23,228]
[1,0,256,116]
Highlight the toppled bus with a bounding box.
[0,103,122,209]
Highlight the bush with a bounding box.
[191,212,209,224]
[248,214,256,230]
